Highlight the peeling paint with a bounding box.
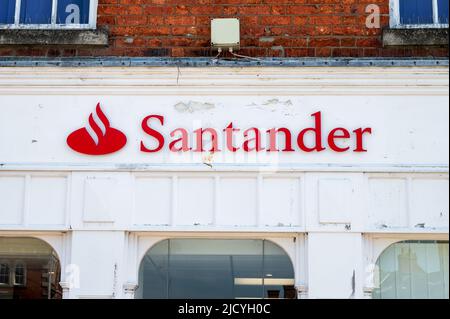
[247,98,296,115]
[203,152,215,168]
[262,98,293,107]
[174,101,215,113]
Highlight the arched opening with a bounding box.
[136,239,296,299]
[373,240,449,299]
[0,237,62,299]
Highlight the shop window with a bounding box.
[373,240,449,299]
[136,239,296,299]
[0,237,62,299]
[391,0,449,27]
[0,0,97,28]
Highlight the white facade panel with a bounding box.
[0,176,25,225]
[29,176,67,225]
[217,177,258,226]
[410,177,449,228]
[134,177,172,226]
[261,177,301,227]
[69,231,125,298]
[368,178,408,228]
[176,177,215,226]
[308,233,363,298]
[318,178,352,224]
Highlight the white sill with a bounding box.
[391,23,449,29]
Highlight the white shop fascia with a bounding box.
[0,64,448,298]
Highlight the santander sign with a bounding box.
[67,103,372,156]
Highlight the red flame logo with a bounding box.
[67,103,127,155]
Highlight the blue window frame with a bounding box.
[394,0,449,26]
[0,0,95,28]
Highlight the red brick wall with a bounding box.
[0,0,448,58]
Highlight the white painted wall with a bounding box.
[0,67,448,299]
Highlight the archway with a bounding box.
[0,237,62,299]
[136,239,296,299]
[372,240,449,299]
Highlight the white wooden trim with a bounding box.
[0,67,447,97]
[89,0,98,29]
[389,0,401,28]
[14,0,21,26]
[433,0,439,24]
[51,0,58,25]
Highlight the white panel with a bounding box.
[410,178,449,228]
[83,177,115,223]
[318,179,352,224]
[308,233,362,298]
[0,176,25,225]
[0,91,447,167]
[70,231,124,298]
[29,176,66,225]
[134,177,171,225]
[261,178,300,226]
[177,178,214,226]
[368,178,408,228]
[217,178,257,226]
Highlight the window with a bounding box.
[0,0,97,29]
[136,239,296,299]
[373,240,449,299]
[390,0,449,27]
[14,262,26,286]
[0,237,62,299]
[0,262,10,285]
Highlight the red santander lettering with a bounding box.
[140,112,372,153]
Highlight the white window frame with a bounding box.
[0,0,98,30]
[390,0,449,28]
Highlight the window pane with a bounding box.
[137,239,296,299]
[0,0,15,24]
[20,0,53,24]
[374,241,449,299]
[263,241,295,299]
[400,0,434,24]
[14,263,25,286]
[0,237,62,299]
[168,239,263,299]
[426,242,445,298]
[0,263,10,284]
[438,0,449,24]
[137,240,168,299]
[57,0,90,24]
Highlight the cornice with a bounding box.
[0,66,448,96]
